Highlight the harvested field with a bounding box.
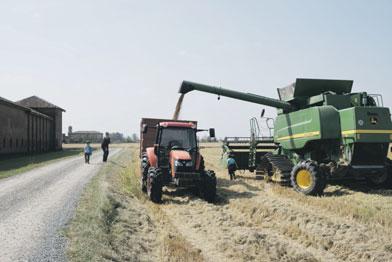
[67,143,392,262]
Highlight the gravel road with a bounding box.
[0,149,119,262]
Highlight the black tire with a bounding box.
[140,153,149,193]
[199,170,216,203]
[141,177,147,192]
[291,161,326,196]
[199,157,205,171]
[386,159,392,189]
[147,167,162,203]
[366,172,391,188]
[366,159,392,189]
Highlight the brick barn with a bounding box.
[0,95,65,155]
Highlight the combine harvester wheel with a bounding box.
[291,161,326,196]
[365,159,392,189]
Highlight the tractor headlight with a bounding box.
[174,160,183,167]
[174,160,193,167]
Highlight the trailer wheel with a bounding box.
[291,161,326,196]
[147,167,162,203]
[199,170,216,203]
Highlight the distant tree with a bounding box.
[199,135,211,143]
[132,133,139,142]
[109,132,125,143]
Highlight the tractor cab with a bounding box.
[155,122,198,174]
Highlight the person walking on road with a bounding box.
[84,141,93,164]
[102,132,111,162]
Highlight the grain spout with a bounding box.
[173,94,185,120]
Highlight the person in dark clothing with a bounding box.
[101,132,111,162]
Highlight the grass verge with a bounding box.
[66,148,130,262]
[0,148,81,179]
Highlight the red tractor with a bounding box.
[140,118,216,203]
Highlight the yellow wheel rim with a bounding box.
[296,169,312,189]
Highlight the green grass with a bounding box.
[0,149,82,179]
[66,148,130,262]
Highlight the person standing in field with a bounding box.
[101,132,111,162]
[84,141,93,164]
[227,153,238,180]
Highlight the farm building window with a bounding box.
[21,139,24,147]
[16,139,19,148]
[3,138,5,148]
[9,139,12,148]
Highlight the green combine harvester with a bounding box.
[179,78,392,195]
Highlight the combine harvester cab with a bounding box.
[179,79,392,196]
[140,118,216,203]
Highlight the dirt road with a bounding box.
[0,149,119,262]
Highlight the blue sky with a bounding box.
[0,1,391,137]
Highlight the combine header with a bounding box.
[179,79,392,195]
[222,117,277,177]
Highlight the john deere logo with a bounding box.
[370,117,378,125]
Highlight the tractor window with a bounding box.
[160,128,196,149]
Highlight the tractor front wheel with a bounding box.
[141,153,149,193]
[291,161,326,196]
[147,167,162,203]
[141,176,147,192]
[199,170,217,203]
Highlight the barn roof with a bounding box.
[0,96,30,111]
[0,96,53,119]
[16,96,66,112]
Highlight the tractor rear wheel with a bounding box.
[291,161,326,196]
[199,170,216,203]
[147,167,162,203]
